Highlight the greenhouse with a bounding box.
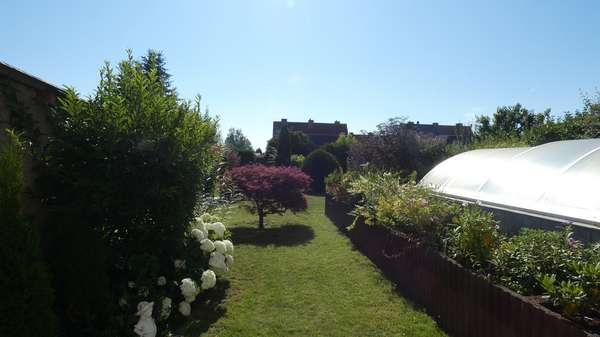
[420,139,600,241]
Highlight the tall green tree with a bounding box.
[475,103,549,140]
[224,128,253,152]
[277,123,291,166]
[140,49,174,95]
[289,131,316,155]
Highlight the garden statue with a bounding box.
[134,301,157,337]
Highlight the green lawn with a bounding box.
[185,195,447,337]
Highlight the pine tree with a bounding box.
[140,49,174,95]
[277,123,291,166]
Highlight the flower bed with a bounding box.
[325,195,599,337]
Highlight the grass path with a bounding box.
[189,195,446,337]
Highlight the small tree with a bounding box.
[277,124,291,166]
[225,128,252,152]
[302,149,341,193]
[227,164,311,228]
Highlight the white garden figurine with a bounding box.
[133,301,157,337]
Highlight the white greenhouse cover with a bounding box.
[419,139,600,226]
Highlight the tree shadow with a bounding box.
[230,224,315,247]
[172,279,230,336]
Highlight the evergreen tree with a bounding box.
[140,49,174,95]
[225,128,253,152]
[277,123,291,166]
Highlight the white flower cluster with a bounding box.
[160,297,172,320]
[123,212,238,324]
[180,278,199,303]
[191,215,235,273]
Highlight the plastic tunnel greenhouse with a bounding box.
[419,139,600,241]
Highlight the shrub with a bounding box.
[227,164,311,228]
[0,129,57,337]
[290,154,305,168]
[321,133,355,171]
[540,258,600,319]
[324,170,360,203]
[237,149,256,165]
[348,171,459,247]
[302,149,341,193]
[348,118,447,178]
[37,51,221,336]
[447,206,502,272]
[492,227,584,295]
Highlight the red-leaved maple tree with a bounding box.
[227,164,312,228]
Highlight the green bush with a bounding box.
[290,154,305,168]
[347,170,459,247]
[325,170,359,202]
[237,149,256,165]
[321,133,356,171]
[302,149,341,193]
[0,129,57,337]
[37,51,220,336]
[492,227,583,295]
[447,206,502,272]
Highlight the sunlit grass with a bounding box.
[187,195,446,337]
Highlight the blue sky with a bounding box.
[2,0,600,149]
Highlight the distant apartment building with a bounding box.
[272,118,348,145]
[354,121,472,144]
[405,121,473,143]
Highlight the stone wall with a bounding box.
[0,62,61,229]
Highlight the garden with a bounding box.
[3,48,600,337]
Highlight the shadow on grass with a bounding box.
[230,224,315,247]
[173,279,230,336]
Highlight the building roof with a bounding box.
[273,119,348,145]
[0,61,62,94]
[420,139,600,227]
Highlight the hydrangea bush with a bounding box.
[117,212,235,335]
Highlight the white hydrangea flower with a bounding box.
[178,301,191,317]
[180,278,199,303]
[226,254,234,267]
[213,240,227,254]
[160,297,172,320]
[209,251,227,271]
[200,213,212,223]
[200,239,215,252]
[191,228,206,241]
[174,259,186,270]
[201,270,217,290]
[157,276,167,286]
[118,297,128,307]
[207,222,226,239]
[128,281,136,289]
[223,239,234,254]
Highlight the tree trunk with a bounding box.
[258,210,265,229]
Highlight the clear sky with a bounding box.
[2,0,600,149]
